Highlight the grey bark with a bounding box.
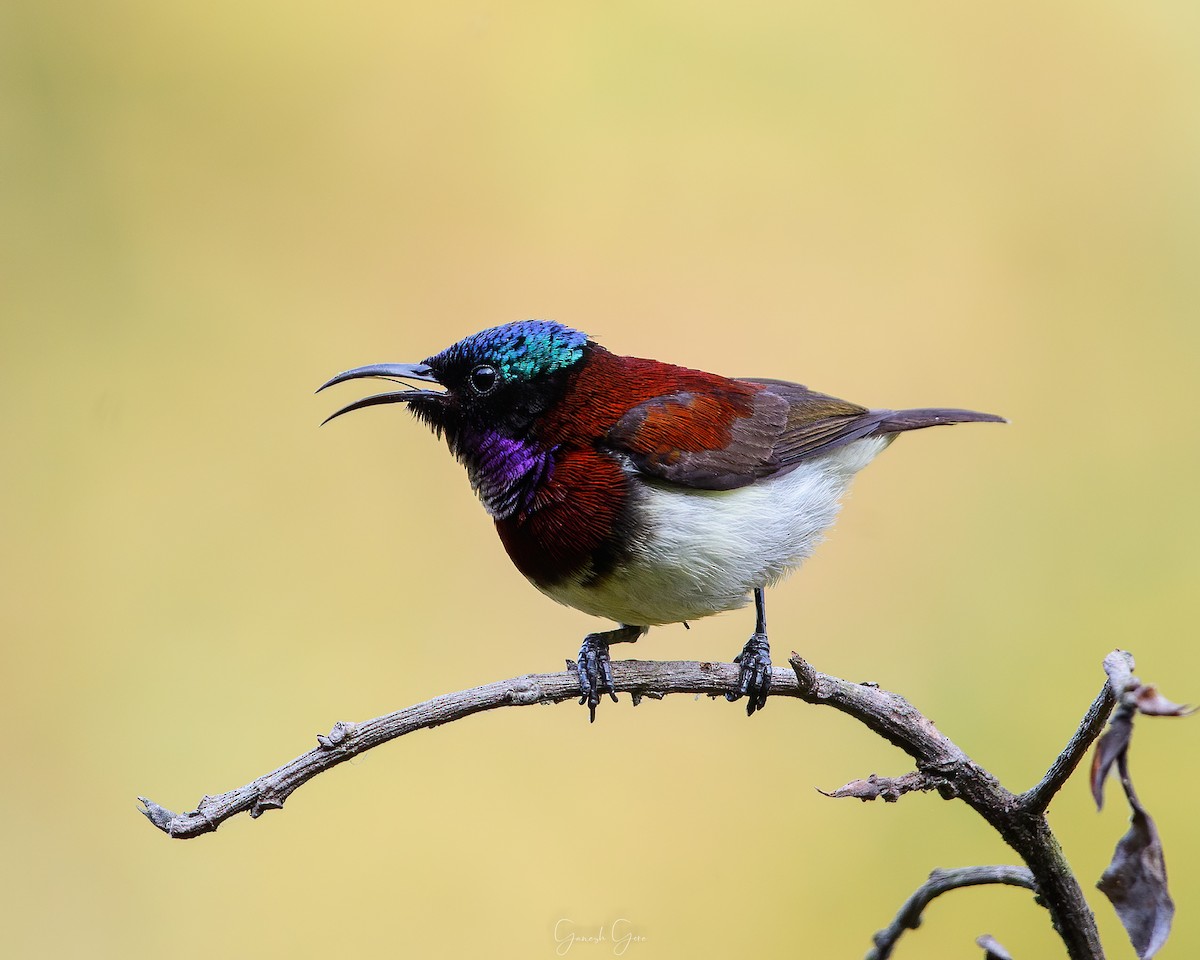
[140,650,1133,960]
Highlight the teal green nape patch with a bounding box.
[453,320,587,381]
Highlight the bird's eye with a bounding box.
[469,364,498,394]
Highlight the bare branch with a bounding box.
[819,770,946,802]
[139,659,773,839]
[785,655,1111,959]
[867,865,1037,960]
[139,654,978,839]
[140,650,1141,960]
[1019,652,1131,814]
[788,654,970,773]
[976,932,1016,959]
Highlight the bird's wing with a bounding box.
[601,377,876,491]
[744,378,889,467]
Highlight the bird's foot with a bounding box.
[576,633,618,722]
[574,625,645,722]
[727,634,772,716]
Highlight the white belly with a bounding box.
[540,436,890,626]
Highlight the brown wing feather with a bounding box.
[602,386,782,490]
[603,377,881,491]
[598,363,1003,492]
[743,379,884,467]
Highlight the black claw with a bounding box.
[600,652,618,704]
[727,634,771,716]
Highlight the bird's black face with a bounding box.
[318,320,591,449]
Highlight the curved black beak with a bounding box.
[316,362,441,425]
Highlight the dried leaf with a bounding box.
[1097,806,1174,959]
[1133,684,1194,717]
[976,933,1013,959]
[1090,708,1133,810]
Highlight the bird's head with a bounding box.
[318,320,591,447]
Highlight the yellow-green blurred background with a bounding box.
[4,1,1199,957]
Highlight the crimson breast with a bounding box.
[494,347,765,589]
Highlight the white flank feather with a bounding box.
[539,436,890,626]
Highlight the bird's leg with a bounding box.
[576,624,646,722]
[727,587,772,716]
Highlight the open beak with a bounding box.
[316,362,442,425]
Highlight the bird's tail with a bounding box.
[872,408,1007,435]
